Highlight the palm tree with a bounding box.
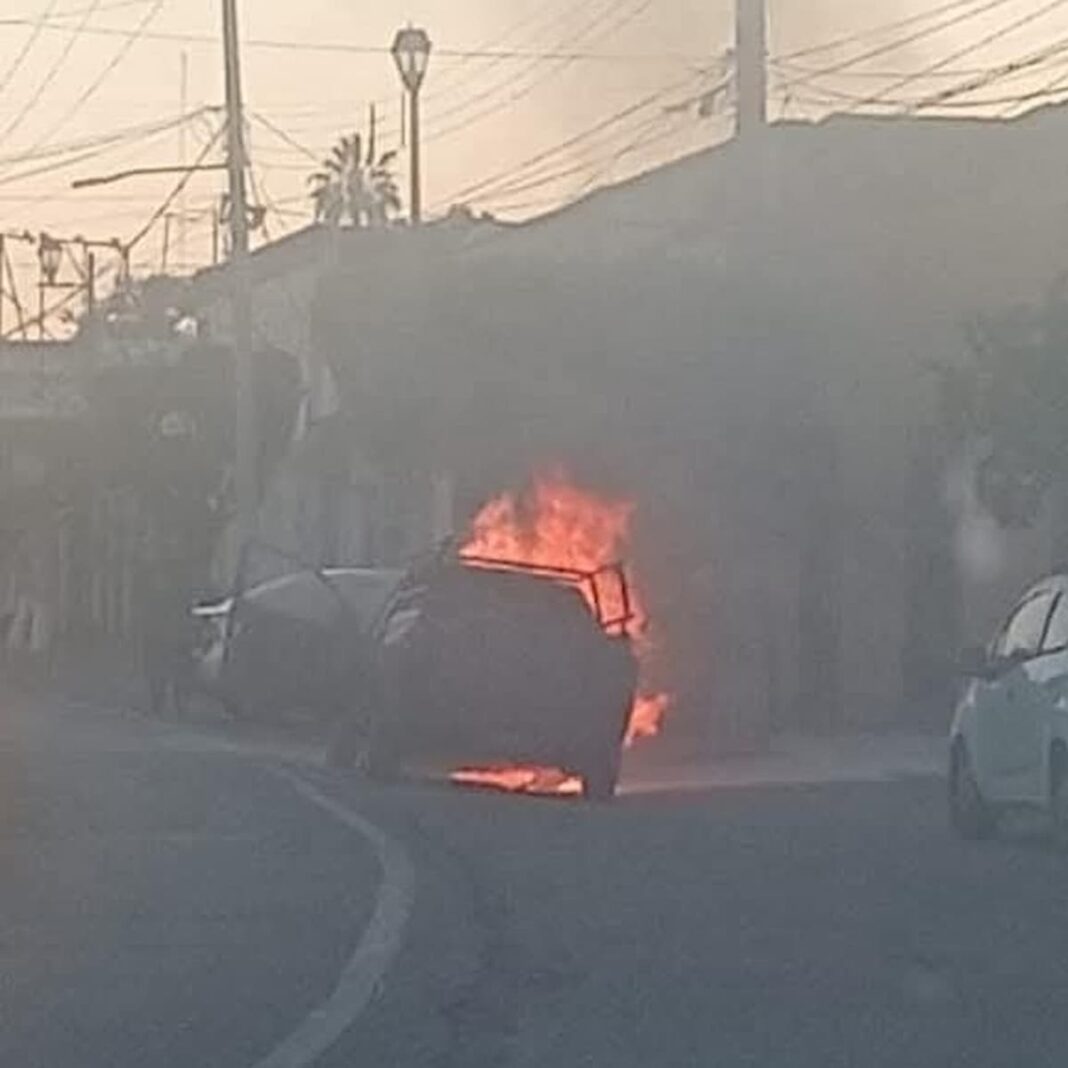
[308,131,401,228]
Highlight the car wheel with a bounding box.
[1048,747,1068,850]
[949,740,996,840]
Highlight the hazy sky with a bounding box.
[1,0,1067,326]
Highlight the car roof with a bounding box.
[1024,573,1068,599]
[424,563,599,621]
[194,567,404,628]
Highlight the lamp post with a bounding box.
[34,233,123,339]
[38,234,62,287]
[36,234,70,341]
[391,25,432,225]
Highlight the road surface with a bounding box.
[3,693,1068,1067]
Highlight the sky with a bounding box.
[2,0,1068,334]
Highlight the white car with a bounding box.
[950,574,1068,843]
[190,567,403,722]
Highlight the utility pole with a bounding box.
[86,251,95,317]
[736,0,767,138]
[178,50,189,270]
[222,0,258,553]
[161,213,173,273]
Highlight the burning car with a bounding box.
[332,550,640,800]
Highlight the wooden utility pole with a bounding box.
[221,0,258,552]
[179,50,189,270]
[736,0,767,137]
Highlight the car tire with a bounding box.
[1048,747,1068,850]
[949,740,996,840]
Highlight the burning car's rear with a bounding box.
[366,556,639,800]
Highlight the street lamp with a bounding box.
[391,25,432,224]
[37,234,62,287]
[36,233,78,340]
[33,232,122,339]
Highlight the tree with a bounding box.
[308,132,400,228]
[948,288,1068,562]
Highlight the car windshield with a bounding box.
[7,3,1068,1066]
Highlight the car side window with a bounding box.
[1041,594,1068,653]
[995,592,1055,660]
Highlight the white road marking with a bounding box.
[253,768,416,1068]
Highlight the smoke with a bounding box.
[944,449,1006,585]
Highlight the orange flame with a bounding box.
[460,469,670,748]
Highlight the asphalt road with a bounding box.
[5,694,1068,1067]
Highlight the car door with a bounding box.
[1024,590,1068,802]
[977,589,1055,801]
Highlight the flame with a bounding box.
[451,765,584,796]
[629,693,670,743]
[459,469,670,759]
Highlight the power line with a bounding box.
[366,0,666,146]
[485,114,713,218]
[785,79,1068,111]
[19,0,168,156]
[775,0,1018,96]
[906,27,1068,111]
[434,70,705,209]
[0,0,102,145]
[774,0,1001,62]
[473,78,723,204]
[45,1,152,17]
[248,111,318,164]
[0,104,215,168]
[0,14,706,62]
[485,108,688,205]
[999,55,1068,116]
[0,0,63,99]
[410,0,670,126]
[424,0,662,147]
[419,0,630,137]
[770,59,1039,80]
[125,120,224,251]
[0,108,211,191]
[841,0,1068,113]
[408,0,600,111]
